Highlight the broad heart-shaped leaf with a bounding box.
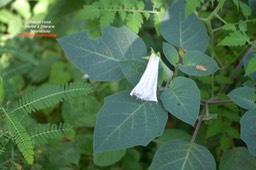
[58,26,146,81]
[219,147,256,170]
[163,42,179,67]
[228,87,256,110]
[240,108,256,156]
[119,59,147,85]
[93,91,168,153]
[179,51,219,76]
[160,76,200,126]
[160,0,209,52]
[149,139,216,170]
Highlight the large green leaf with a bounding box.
[160,0,209,52]
[149,139,216,170]
[160,76,200,125]
[93,91,168,153]
[58,26,146,81]
[179,51,219,76]
[219,147,256,170]
[228,87,256,110]
[240,108,256,156]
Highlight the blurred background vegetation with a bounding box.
[0,0,256,169]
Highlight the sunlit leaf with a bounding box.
[218,31,249,46]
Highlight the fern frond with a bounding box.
[83,0,163,33]
[10,82,93,114]
[29,123,73,147]
[2,108,34,164]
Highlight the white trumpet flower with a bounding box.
[130,52,160,102]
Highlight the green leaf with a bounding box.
[239,1,252,17]
[62,96,100,127]
[12,0,31,19]
[29,123,73,147]
[243,50,256,80]
[161,1,209,52]
[249,0,256,16]
[160,76,200,125]
[185,0,201,17]
[126,12,143,33]
[221,23,236,31]
[179,51,219,76]
[245,56,256,76]
[119,59,147,85]
[49,62,71,84]
[163,42,179,67]
[58,26,146,81]
[228,87,256,110]
[93,91,168,153]
[11,83,93,114]
[93,149,126,167]
[206,119,222,138]
[29,56,58,83]
[155,128,191,148]
[100,11,116,28]
[220,147,256,170]
[218,31,250,46]
[232,0,239,9]
[0,0,11,8]
[240,108,256,156]
[149,139,216,170]
[3,110,34,164]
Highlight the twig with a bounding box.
[191,107,205,144]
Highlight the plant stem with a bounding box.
[191,107,205,144]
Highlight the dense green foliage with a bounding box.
[0,0,256,169]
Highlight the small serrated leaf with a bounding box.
[100,11,116,28]
[185,0,201,17]
[218,31,249,46]
[221,23,237,31]
[83,5,101,19]
[126,12,143,33]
